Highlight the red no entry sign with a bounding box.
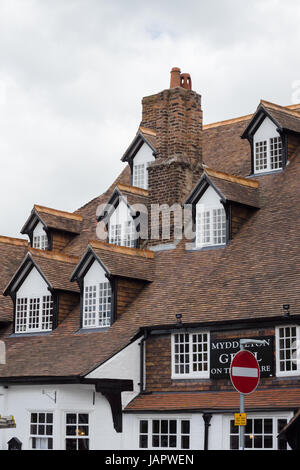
[230,350,260,394]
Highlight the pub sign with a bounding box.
[210,335,274,379]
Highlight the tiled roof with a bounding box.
[89,241,154,282]
[260,100,300,134]
[125,388,300,411]
[33,205,82,234]
[29,251,80,293]
[204,168,260,208]
[4,250,80,296]
[1,101,300,380]
[0,237,28,322]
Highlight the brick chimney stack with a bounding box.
[140,68,203,245]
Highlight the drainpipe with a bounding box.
[203,413,213,450]
[139,329,148,394]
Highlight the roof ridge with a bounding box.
[0,235,28,247]
[116,183,149,197]
[204,167,259,188]
[260,100,300,119]
[89,240,154,259]
[34,205,83,222]
[29,247,80,264]
[203,113,253,130]
[203,102,300,130]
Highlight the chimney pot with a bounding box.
[170,67,181,88]
[180,73,192,90]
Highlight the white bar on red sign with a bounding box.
[232,366,259,378]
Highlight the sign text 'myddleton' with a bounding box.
[210,336,274,379]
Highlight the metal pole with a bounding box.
[239,342,245,451]
[237,339,266,451]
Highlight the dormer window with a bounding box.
[108,200,138,248]
[16,294,53,333]
[14,266,54,333]
[255,135,282,173]
[133,161,151,189]
[82,260,112,329]
[195,186,226,248]
[121,132,156,190]
[33,234,48,250]
[32,222,49,250]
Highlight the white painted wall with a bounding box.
[133,143,155,166]
[32,221,46,238]
[0,384,122,450]
[196,185,222,211]
[84,260,107,286]
[253,116,279,145]
[86,338,141,408]
[17,266,49,299]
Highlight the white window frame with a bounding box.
[33,234,48,250]
[15,294,53,333]
[275,325,300,377]
[254,136,283,174]
[196,206,226,248]
[64,412,90,451]
[171,331,210,379]
[138,417,191,450]
[226,413,291,450]
[29,411,54,450]
[82,281,112,329]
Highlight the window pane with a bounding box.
[66,439,77,450]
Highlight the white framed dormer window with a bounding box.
[32,221,48,250]
[108,199,138,248]
[82,260,112,329]
[132,142,155,190]
[133,162,151,189]
[171,331,210,379]
[15,267,53,334]
[195,186,226,248]
[253,117,283,174]
[276,325,300,376]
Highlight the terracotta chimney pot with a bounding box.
[180,73,192,90]
[170,67,181,88]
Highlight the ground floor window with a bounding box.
[139,419,190,449]
[229,416,288,450]
[30,412,53,450]
[65,413,89,450]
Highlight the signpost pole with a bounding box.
[234,338,266,451]
[239,343,245,451]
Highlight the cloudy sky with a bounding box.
[1,0,300,237]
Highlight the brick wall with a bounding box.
[145,326,300,393]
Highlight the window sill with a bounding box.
[248,169,283,177]
[185,244,226,252]
[171,374,210,381]
[9,331,52,338]
[75,327,110,334]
